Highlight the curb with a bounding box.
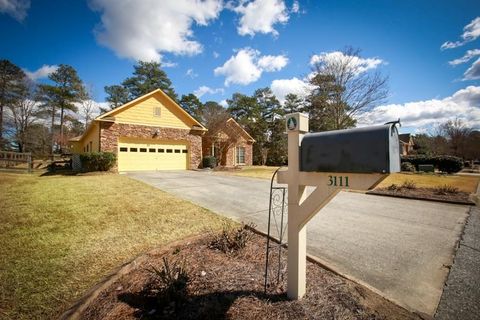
[367,191,475,206]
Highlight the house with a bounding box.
[202,118,255,167]
[399,133,415,156]
[69,89,207,171]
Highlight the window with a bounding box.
[153,107,161,117]
[166,149,173,153]
[236,146,245,164]
[182,150,188,154]
[149,148,156,153]
[159,148,165,153]
[86,144,89,152]
[130,148,138,152]
[120,147,128,152]
[89,141,93,152]
[140,148,147,152]
[174,149,181,153]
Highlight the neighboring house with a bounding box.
[399,133,415,156]
[69,89,207,171]
[202,118,255,167]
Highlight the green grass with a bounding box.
[376,172,479,193]
[0,173,228,319]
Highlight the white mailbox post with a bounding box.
[278,113,400,299]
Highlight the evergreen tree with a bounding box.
[179,93,203,120]
[122,61,178,101]
[104,85,129,111]
[38,64,85,153]
[0,59,27,147]
[283,93,303,114]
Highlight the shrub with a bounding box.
[433,185,459,195]
[202,156,217,169]
[209,223,254,254]
[387,184,399,191]
[401,162,415,172]
[401,180,417,189]
[149,257,189,304]
[401,155,463,173]
[79,152,116,172]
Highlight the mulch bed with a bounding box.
[79,232,422,320]
[369,187,474,205]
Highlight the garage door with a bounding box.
[118,141,188,171]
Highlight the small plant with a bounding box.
[433,184,459,195]
[387,184,399,191]
[209,222,255,254]
[401,180,417,189]
[202,156,217,169]
[401,162,415,172]
[149,257,189,303]
[79,152,116,171]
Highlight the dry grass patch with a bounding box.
[0,173,228,320]
[217,166,280,180]
[376,173,479,193]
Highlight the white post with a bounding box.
[286,113,309,299]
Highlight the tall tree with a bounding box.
[179,93,203,120]
[283,93,303,114]
[7,78,39,152]
[0,60,26,148]
[104,85,129,111]
[38,64,85,153]
[122,61,178,101]
[440,118,472,158]
[308,47,388,131]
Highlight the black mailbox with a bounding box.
[300,124,400,173]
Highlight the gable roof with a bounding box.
[97,88,207,130]
[226,118,255,142]
[399,133,413,144]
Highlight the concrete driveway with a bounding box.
[125,170,470,316]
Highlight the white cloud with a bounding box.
[186,68,198,78]
[257,55,288,71]
[214,48,288,86]
[463,58,480,80]
[0,0,30,21]
[219,99,228,107]
[441,17,480,50]
[310,51,384,75]
[291,0,300,13]
[213,51,220,58]
[162,61,178,68]
[233,0,289,37]
[356,86,480,130]
[24,65,58,81]
[449,49,480,65]
[90,0,222,62]
[193,85,224,98]
[270,77,312,103]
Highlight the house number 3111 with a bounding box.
[328,175,349,187]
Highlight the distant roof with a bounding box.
[399,133,411,144]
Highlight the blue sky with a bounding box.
[1,0,479,132]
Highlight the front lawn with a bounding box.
[0,173,227,320]
[217,166,280,180]
[375,172,479,193]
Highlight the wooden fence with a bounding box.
[0,151,33,173]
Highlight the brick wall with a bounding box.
[202,136,253,167]
[99,122,203,169]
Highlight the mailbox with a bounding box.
[300,124,400,173]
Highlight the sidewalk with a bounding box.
[435,203,480,319]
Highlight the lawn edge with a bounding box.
[367,190,475,206]
[59,233,206,320]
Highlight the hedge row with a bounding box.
[401,155,463,173]
[79,152,116,172]
[202,156,217,169]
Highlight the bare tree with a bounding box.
[308,47,389,130]
[440,118,472,158]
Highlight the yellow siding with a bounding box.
[111,93,194,129]
[78,122,100,153]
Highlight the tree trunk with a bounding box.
[50,105,56,156]
[60,106,64,154]
[0,104,3,148]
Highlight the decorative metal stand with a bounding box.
[264,167,288,293]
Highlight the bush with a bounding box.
[209,223,254,254]
[202,156,217,169]
[149,257,189,305]
[401,180,417,189]
[387,184,399,191]
[401,162,415,172]
[79,152,116,172]
[401,155,463,173]
[433,185,459,195]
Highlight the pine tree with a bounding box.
[179,93,203,120]
[104,85,129,111]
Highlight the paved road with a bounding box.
[125,170,470,316]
